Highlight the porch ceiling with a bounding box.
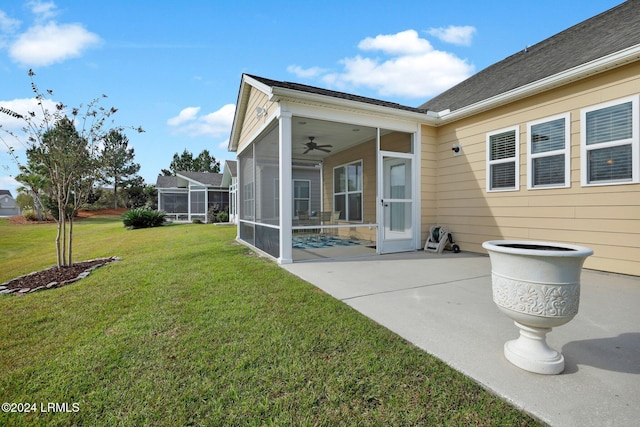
[291,118,377,162]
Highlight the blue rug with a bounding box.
[293,236,361,249]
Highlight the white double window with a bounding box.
[486,126,520,192]
[527,113,571,189]
[334,161,363,221]
[293,180,310,216]
[581,95,639,186]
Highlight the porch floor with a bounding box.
[282,250,640,427]
[292,235,376,261]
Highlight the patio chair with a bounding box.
[424,225,450,253]
[318,211,332,240]
[296,210,314,241]
[330,211,341,238]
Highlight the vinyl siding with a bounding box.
[430,62,640,276]
[420,125,438,245]
[322,138,376,240]
[238,87,271,153]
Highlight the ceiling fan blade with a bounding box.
[316,148,331,153]
[303,148,311,154]
[316,144,333,148]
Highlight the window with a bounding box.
[487,126,519,192]
[190,191,205,214]
[243,182,254,219]
[293,180,310,216]
[334,161,362,221]
[527,114,571,189]
[161,193,187,213]
[581,96,639,186]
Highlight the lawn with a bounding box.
[0,215,540,426]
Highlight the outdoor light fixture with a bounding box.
[255,105,268,119]
[452,143,462,156]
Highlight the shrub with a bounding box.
[216,211,229,223]
[23,209,39,221]
[192,218,203,224]
[122,208,166,229]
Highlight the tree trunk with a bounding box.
[56,182,63,267]
[68,213,74,266]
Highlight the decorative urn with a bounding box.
[482,240,593,374]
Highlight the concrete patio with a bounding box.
[282,251,640,427]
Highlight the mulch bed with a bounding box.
[7,208,127,225]
[0,257,120,295]
[2,209,126,296]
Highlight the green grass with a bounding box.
[0,216,541,426]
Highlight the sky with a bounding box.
[0,0,625,196]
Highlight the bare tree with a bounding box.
[0,70,143,267]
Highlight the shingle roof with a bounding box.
[224,160,237,177]
[177,171,223,186]
[155,175,177,188]
[420,0,640,113]
[245,74,429,114]
[0,190,12,197]
[156,172,224,188]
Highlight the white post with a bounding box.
[279,109,293,264]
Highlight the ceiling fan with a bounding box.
[303,136,332,154]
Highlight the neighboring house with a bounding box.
[156,171,229,223]
[221,160,238,224]
[0,190,21,216]
[228,0,640,276]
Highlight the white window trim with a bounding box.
[333,159,364,223]
[292,179,311,217]
[486,126,520,192]
[580,95,640,186]
[526,113,571,190]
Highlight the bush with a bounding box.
[216,211,229,223]
[192,218,203,224]
[23,209,39,222]
[122,208,166,229]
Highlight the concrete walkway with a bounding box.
[282,251,640,427]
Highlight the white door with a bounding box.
[380,155,414,253]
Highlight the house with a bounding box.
[156,171,229,223]
[221,160,238,224]
[0,190,21,216]
[228,0,640,276]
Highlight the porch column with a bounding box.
[279,111,293,264]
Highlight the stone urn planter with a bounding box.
[482,240,593,374]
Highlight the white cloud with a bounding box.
[1,2,101,66]
[168,104,235,139]
[0,175,21,195]
[0,11,21,34]
[167,106,201,126]
[427,25,476,46]
[314,29,474,100]
[358,29,433,55]
[28,0,58,22]
[0,97,59,135]
[9,21,101,66]
[287,65,328,79]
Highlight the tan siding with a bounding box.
[420,125,438,244]
[238,88,270,153]
[431,62,640,276]
[322,139,377,240]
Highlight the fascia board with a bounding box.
[270,87,438,125]
[438,44,640,124]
